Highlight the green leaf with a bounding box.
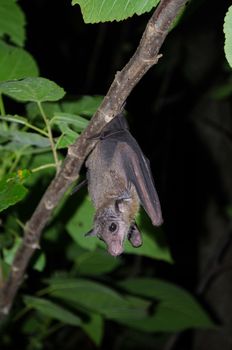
[61,95,103,117]
[47,277,140,320]
[74,248,121,276]
[26,101,62,120]
[224,5,232,68]
[118,278,215,331]
[24,296,82,327]
[82,312,103,346]
[0,77,65,103]
[33,252,46,272]
[0,173,28,213]
[0,0,25,46]
[0,114,28,126]
[3,236,22,265]
[124,210,172,262]
[66,194,97,251]
[72,0,160,23]
[56,130,78,149]
[0,129,50,147]
[0,41,39,82]
[52,112,89,132]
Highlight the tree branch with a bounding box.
[0,0,188,320]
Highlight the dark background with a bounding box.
[16,0,232,348]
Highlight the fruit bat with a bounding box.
[85,113,163,256]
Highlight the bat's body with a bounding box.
[86,113,162,256]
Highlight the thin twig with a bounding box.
[37,102,60,172]
[0,0,188,320]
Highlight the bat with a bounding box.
[85,113,163,256]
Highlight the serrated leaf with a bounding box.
[24,296,82,327]
[0,0,25,46]
[224,5,232,68]
[0,77,65,103]
[72,0,160,23]
[0,41,39,82]
[118,278,215,331]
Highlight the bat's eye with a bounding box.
[109,222,117,233]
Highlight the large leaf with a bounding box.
[72,0,160,23]
[47,277,147,320]
[224,5,232,68]
[0,77,65,103]
[0,41,38,82]
[24,296,82,327]
[0,0,25,46]
[118,278,215,331]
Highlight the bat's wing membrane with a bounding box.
[117,140,163,226]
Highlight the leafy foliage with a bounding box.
[0,41,39,82]
[0,77,66,103]
[72,0,160,23]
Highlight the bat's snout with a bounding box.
[107,241,124,256]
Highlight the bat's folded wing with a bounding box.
[117,138,163,226]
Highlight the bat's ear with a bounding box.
[85,229,97,237]
[128,223,143,248]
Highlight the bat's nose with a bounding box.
[108,242,123,256]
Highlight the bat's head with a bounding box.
[86,199,134,256]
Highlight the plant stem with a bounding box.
[37,102,60,172]
[23,122,48,137]
[31,163,56,173]
[8,146,28,173]
[0,116,48,136]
